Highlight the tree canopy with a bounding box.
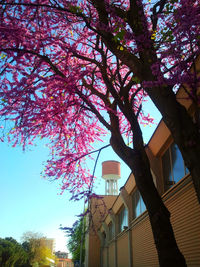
[0,237,28,267]
[0,234,56,267]
[0,0,199,198]
[0,1,200,266]
[21,232,56,267]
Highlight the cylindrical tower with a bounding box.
[102,160,121,195]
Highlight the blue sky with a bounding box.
[0,99,161,253]
[0,136,131,252]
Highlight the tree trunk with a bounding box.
[110,133,187,267]
[130,152,186,267]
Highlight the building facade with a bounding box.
[55,251,69,259]
[85,80,200,266]
[56,258,74,267]
[42,238,56,254]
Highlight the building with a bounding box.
[56,258,74,267]
[42,238,56,254]
[85,61,200,266]
[38,238,56,266]
[85,195,117,267]
[55,251,69,259]
[55,251,73,267]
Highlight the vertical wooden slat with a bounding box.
[166,183,200,267]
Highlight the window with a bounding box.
[162,143,189,191]
[118,207,128,233]
[132,189,146,219]
[108,222,115,240]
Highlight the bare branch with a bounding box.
[151,0,168,31]
[67,144,110,166]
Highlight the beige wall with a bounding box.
[117,233,129,267]
[103,176,200,267]
[132,216,158,267]
[112,196,123,215]
[57,259,74,267]
[87,177,200,267]
[88,233,101,267]
[108,242,115,267]
[124,174,136,195]
[145,146,163,195]
[87,176,200,267]
[102,247,107,267]
[164,178,200,266]
[89,195,117,231]
[148,120,172,157]
[86,195,117,267]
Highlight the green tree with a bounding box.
[21,232,56,267]
[0,237,28,267]
[65,218,86,264]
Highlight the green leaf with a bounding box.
[69,5,83,14]
[132,76,140,84]
[115,30,126,41]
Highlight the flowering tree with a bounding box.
[0,0,200,266]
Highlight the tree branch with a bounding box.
[151,0,168,31]
[1,48,66,78]
[67,144,110,166]
[75,86,112,131]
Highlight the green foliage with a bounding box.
[0,233,56,267]
[132,76,141,84]
[21,232,56,267]
[113,30,126,42]
[0,52,6,60]
[66,217,86,263]
[69,5,83,14]
[0,237,29,267]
